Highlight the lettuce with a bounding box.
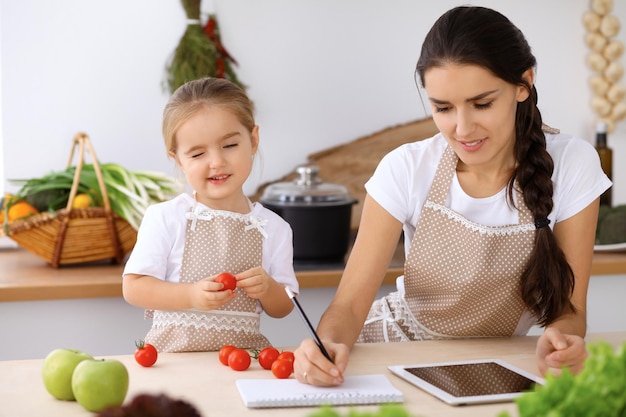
[307,404,415,417]
[500,340,626,417]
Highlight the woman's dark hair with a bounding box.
[415,6,575,327]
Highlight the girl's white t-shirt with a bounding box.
[123,193,299,313]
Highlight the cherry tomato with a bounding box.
[219,345,237,366]
[277,351,295,362]
[215,272,236,291]
[271,358,294,379]
[134,340,158,367]
[257,347,280,370]
[228,349,251,371]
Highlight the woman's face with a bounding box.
[423,63,531,172]
[172,105,258,212]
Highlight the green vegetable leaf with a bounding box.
[514,340,626,417]
[9,163,182,230]
[307,404,419,417]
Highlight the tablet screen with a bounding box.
[388,359,544,405]
[404,361,536,397]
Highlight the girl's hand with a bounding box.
[188,276,237,310]
[235,266,273,299]
[293,338,349,387]
[536,327,587,376]
[236,267,294,318]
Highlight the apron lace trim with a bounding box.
[185,205,269,238]
[152,310,261,334]
[424,201,536,236]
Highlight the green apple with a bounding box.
[72,358,129,412]
[42,348,94,401]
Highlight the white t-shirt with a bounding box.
[123,193,299,313]
[366,132,613,255]
[366,132,611,335]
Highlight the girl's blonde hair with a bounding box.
[162,77,255,156]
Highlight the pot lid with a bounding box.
[260,165,354,205]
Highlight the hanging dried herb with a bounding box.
[165,0,244,94]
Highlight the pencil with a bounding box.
[285,287,334,363]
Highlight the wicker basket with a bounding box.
[4,133,137,267]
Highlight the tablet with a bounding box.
[388,358,544,406]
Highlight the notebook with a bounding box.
[236,374,404,408]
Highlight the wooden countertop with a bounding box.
[1,245,626,302]
[1,332,624,417]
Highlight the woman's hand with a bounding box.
[293,338,349,387]
[188,276,237,310]
[536,327,588,376]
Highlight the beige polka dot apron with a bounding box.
[145,205,271,352]
[358,145,537,342]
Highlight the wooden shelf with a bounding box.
[1,246,625,302]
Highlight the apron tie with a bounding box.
[245,215,269,239]
[363,295,410,342]
[185,206,215,231]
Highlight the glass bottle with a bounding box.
[595,121,613,207]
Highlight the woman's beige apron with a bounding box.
[145,205,271,352]
[358,145,537,342]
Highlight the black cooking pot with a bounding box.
[260,165,357,261]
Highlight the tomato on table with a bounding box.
[271,359,294,379]
[257,347,280,370]
[277,350,295,362]
[228,349,251,371]
[219,345,237,366]
[134,340,158,367]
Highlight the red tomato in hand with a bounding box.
[271,358,294,379]
[215,272,237,291]
[134,340,158,367]
[228,349,251,371]
[219,345,237,366]
[277,351,295,362]
[257,347,280,370]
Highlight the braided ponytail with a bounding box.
[511,86,575,326]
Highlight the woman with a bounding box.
[294,5,611,386]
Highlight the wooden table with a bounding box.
[2,246,626,302]
[1,332,623,417]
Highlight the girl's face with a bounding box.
[423,63,531,173]
[172,105,258,212]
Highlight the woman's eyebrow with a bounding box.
[429,89,499,105]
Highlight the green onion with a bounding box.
[9,164,182,230]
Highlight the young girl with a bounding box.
[123,77,298,352]
[294,5,611,386]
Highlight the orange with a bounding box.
[7,201,39,221]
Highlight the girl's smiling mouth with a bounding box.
[209,174,230,182]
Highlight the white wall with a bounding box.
[1,0,625,205]
[2,274,624,361]
[0,285,392,360]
